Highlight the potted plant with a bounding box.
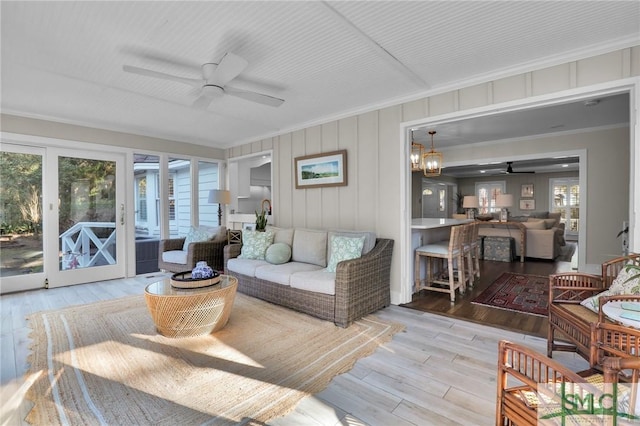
[255,209,267,231]
[451,192,467,219]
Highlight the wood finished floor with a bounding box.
[403,257,576,339]
[1,259,587,426]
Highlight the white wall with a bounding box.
[228,46,640,305]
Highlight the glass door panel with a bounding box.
[46,150,125,288]
[551,178,579,239]
[0,144,45,293]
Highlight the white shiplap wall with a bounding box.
[228,46,640,305]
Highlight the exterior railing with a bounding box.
[59,222,116,269]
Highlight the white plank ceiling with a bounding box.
[1,1,639,149]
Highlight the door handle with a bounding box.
[120,204,125,225]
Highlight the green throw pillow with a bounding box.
[580,264,640,312]
[238,230,275,260]
[265,243,292,265]
[326,235,365,273]
[182,226,216,251]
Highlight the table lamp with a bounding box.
[495,194,514,222]
[462,196,478,220]
[208,189,231,226]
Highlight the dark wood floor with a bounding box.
[401,257,575,338]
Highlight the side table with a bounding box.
[144,274,238,338]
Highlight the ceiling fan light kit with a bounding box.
[422,130,443,177]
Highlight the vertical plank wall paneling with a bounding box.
[320,121,340,229]
[226,46,640,304]
[305,125,323,230]
[377,105,403,287]
[275,133,292,227]
[337,116,359,230]
[356,111,378,232]
[291,130,307,229]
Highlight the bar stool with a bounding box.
[414,225,467,302]
[462,222,481,286]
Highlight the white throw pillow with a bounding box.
[523,220,546,230]
[238,230,275,260]
[326,235,365,273]
[580,265,640,312]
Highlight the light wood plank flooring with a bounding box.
[1,268,588,426]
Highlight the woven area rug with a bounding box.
[26,293,403,425]
[471,272,549,317]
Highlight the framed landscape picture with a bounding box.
[295,150,347,189]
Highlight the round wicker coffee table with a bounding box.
[144,275,238,338]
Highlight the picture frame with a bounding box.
[520,199,535,210]
[521,183,534,198]
[242,223,256,231]
[295,150,347,189]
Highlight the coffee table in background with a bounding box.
[144,275,238,338]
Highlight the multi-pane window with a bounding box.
[551,178,579,235]
[137,177,147,221]
[476,181,506,214]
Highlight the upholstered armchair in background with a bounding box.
[158,226,227,273]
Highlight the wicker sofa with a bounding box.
[223,227,394,327]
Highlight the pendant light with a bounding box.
[422,130,443,177]
[410,130,424,172]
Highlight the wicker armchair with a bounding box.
[547,253,640,361]
[497,340,640,426]
[158,237,227,273]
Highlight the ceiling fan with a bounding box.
[123,52,285,109]
[503,161,535,174]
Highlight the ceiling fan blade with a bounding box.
[207,52,248,86]
[123,65,202,88]
[192,94,215,110]
[225,86,285,107]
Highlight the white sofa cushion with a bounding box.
[255,262,323,286]
[290,270,336,295]
[292,228,328,267]
[227,258,270,277]
[266,226,295,247]
[162,250,188,265]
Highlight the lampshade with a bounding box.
[462,196,478,208]
[422,130,443,177]
[495,194,514,208]
[208,189,231,204]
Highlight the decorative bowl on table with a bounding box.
[476,215,493,221]
[171,267,221,289]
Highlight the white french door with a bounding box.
[550,178,580,240]
[45,148,126,288]
[0,144,126,293]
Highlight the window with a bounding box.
[136,176,147,221]
[476,181,506,214]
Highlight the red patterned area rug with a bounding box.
[471,272,549,317]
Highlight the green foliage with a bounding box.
[255,209,267,231]
[453,191,465,214]
[625,264,640,283]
